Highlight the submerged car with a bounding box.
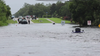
[21,19,28,24]
[72,27,84,33]
[11,16,15,19]
[18,16,23,24]
[18,18,22,24]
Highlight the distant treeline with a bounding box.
[14,0,100,26]
[14,1,71,20]
[0,0,11,26]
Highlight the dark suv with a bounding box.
[18,16,23,24]
[21,19,27,24]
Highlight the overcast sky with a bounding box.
[4,0,68,14]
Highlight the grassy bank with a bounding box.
[0,19,17,26]
[0,21,8,26]
[48,18,71,23]
[31,18,51,23]
[31,18,73,23]
[7,20,17,24]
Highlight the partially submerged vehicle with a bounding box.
[11,16,15,19]
[21,19,28,24]
[72,27,84,33]
[18,16,23,24]
[18,18,23,24]
[18,16,28,24]
[53,22,55,25]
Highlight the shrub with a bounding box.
[42,15,51,18]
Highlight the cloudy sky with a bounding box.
[4,0,68,14]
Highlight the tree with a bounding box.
[0,0,11,26]
[50,3,56,16]
[6,5,11,19]
[59,1,71,20]
[69,0,100,26]
[14,3,51,18]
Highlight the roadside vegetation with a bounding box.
[14,0,100,26]
[31,18,51,23]
[69,0,100,26]
[14,1,71,22]
[7,20,17,24]
[48,18,71,23]
[0,0,11,26]
[31,18,72,23]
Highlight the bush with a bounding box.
[42,15,51,18]
[0,21,8,26]
[0,0,11,26]
[93,19,100,26]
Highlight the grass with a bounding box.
[65,20,72,23]
[31,18,73,23]
[7,20,17,24]
[31,18,51,23]
[48,18,72,23]
[0,19,17,26]
[0,22,8,26]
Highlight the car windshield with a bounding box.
[19,19,22,21]
[22,19,27,21]
[18,16,23,18]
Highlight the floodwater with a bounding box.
[0,23,100,56]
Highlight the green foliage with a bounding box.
[0,21,8,26]
[6,5,11,19]
[60,17,63,19]
[14,3,51,18]
[32,18,71,23]
[42,15,51,18]
[50,3,56,15]
[93,19,100,26]
[48,18,63,23]
[14,0,100,26]
[48,18,71,23]
[69,0,100,26]
[0,0,11,26]
[7,20,17,24]
[31,18,51,23]
[14,1,71,19]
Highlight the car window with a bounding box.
[19,19,22,21]
[22,19,27,21]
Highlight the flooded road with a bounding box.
[0,23,100,56]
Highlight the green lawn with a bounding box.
[31,18,51,23]
[7,20,17,24]
[48,18,71,23]
[31,18,72,23]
